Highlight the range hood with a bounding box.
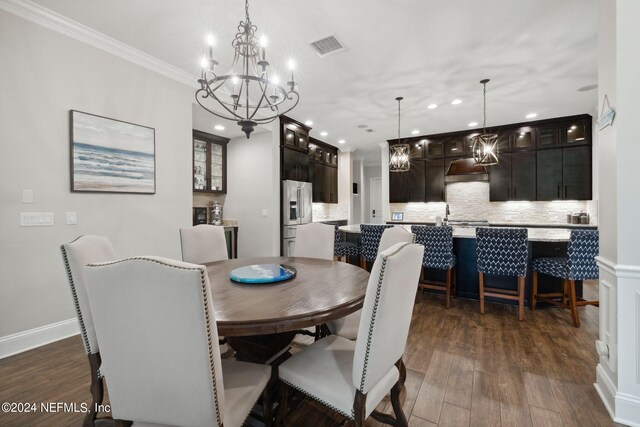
[445,158,489,183]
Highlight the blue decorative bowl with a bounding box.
[229,264,297,284]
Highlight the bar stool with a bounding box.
[531,230,599,327]
[359,224,392,270]
[411,225,457,308]
[476,227,529,321]
[334,225,360,262]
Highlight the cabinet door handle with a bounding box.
[514,187,517,199]
[441,189,444,200]
[565,185,568,199]
[557,185,560,199]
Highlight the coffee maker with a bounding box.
[211,201,223,225]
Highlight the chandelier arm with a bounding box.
[196,89,245,121]
[247,82,270,120]
[195,94,245,122]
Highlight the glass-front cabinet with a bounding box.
[193,130,229,193]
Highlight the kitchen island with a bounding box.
[339,223,594,307]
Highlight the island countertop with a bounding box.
[338,224,572,242]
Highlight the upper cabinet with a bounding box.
[281,116,312,183]
[193,130,228,193]
[309,137,339,204]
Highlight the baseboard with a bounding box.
[595,363,616,420]
[0,318,79,359]
[615,392,640,427]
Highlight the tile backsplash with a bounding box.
[313,202,348,222]
[390,182,597,225]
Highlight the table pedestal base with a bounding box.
[227,331,296,364]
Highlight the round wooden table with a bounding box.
[205,256,370,338]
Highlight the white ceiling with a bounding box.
[32,0,598,163]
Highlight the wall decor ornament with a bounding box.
[70,110,155,194]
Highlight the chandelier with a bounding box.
[471,79,499,165]
[196,0,299,138]
[389,97,410,172]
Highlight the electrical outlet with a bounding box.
[22,190,34,203]
[66,211,77,225]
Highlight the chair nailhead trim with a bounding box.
[60,243,92,355]
[86,257,223,426]
[359,242,410,394]
[281,379,355,419]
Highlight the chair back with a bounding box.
[85,257,225,426]
[352,242,424,394]
[295,222,334,260]
[476,227,528,277]
[360,224,393,262]
[378,227,414,255]
[567,230,599,280]
[60,235,115,355]
[411,225,455,269]
[180,224,228,264]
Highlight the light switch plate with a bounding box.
[20,212,54,226]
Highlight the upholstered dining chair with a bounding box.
[476,227,529,321]
[531,230,599,327]
[359,224,393,270]
[84,256,272,427]
[411,225,457,308]
[295,222,334,260]
[180,224,228,264]
[334,225,360,262]
[60,235,115,427]
[327,226,415,341]
[277,242,424,427]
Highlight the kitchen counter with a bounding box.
[386,221,597,229]
[339,224,573,242]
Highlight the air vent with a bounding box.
[366,129,375,133]
[309,35,346,57]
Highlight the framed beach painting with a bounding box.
[70,110,156,194]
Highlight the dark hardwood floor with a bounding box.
[0,281,619,426]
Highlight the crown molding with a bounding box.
[0,0,197,88]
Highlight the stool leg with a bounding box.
[452,268,457,304]
[568,279,580,327]
[478,272,485,314]
[445,268,452,309]
[531,271,538,311]
[360,256,366,270]
[518,276,525,321]
[562,279,568,307]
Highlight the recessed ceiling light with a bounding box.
[451,99,462,105]
[427,104,438,109]
[468,122,478,127]
[526,113,538,119]
[338,139,346,144]
[411,129,420,135]
[214,125,225,131]
[320,131,328,137]
[305,120,313,126]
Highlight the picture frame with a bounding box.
[70,110,156,194]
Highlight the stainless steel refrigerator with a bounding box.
[282,180,313,256]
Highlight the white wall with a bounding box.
[223,130,280,257]
[352,159,362,223]
[0,11,193,341]
[362,164,382,223]
[312,151,351,222]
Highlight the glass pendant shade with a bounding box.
[389,144,410,172]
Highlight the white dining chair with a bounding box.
[326,226,415,341]
[294,222,335,260]
[85,256,272,427]
[277,242,424,427]
[60,235,116,427]
[180,224,229,264]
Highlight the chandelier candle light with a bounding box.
[196,0,299,138]
[471,79,499,165]
[389,97,410,172]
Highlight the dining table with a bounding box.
[204,256,370,363]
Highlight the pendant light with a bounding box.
[471,79,499,165]
[389,97,410,172]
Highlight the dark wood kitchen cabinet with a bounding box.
[389,168,408,203]
[309,137,339,204]
[425,159,445,202]
[407,159,426,202]
[280,116,312,183]
[537,146,591,200]
[490,151,536,201]
[283,148,309,182]
[193,130,228,193]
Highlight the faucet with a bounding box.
[444,204,450,225]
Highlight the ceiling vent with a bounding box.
[309,35,346,57]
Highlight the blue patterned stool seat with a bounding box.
[476,227,529,321]
[411,225,457,308]
[531,230,599,327]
